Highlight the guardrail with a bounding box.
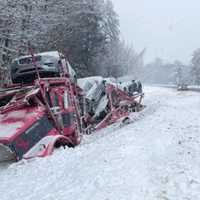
[145,84,200,92]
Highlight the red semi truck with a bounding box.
[0,51,144,162]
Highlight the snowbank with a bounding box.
[0,87,200,200]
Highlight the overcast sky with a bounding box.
[112,0,200,64]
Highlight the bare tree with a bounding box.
[191,48,200,85]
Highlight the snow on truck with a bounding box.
[0,51,144,162]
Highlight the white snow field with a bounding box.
[0,87,200,200]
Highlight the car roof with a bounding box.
[13,51,60,62]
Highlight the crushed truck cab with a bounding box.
[0,77,82,162]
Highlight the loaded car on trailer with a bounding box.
[10,51,76,84]
[78,76,144,132]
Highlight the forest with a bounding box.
[0,0,143,86]
[0,0,200,86]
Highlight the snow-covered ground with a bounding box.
[0,87,200,200]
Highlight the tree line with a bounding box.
[141,49,200,85]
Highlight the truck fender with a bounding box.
[23,135,72,159]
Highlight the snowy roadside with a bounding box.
[0,86,200,200]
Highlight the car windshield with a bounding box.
[18,56,42,65]
[42,55,58,65]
